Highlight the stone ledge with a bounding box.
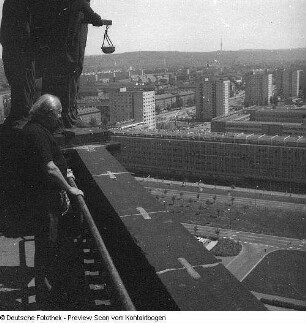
[68,145,266,311]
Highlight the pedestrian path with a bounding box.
[196,237,218,250]
[136,177,306,202]
[182,223,306,251]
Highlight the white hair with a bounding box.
[29,94,62,121]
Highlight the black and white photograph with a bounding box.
[0,0,305,321]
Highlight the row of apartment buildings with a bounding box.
[111,131,306,193]
[77,87,195,128]
[195,69,304,122]
[211,106,306,136]
[77,88,156,128]
[275,69,304,98]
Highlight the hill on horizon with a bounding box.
[83,48,306,71]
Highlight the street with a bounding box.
[182,223,306,282]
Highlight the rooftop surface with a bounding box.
[112,129,306,148]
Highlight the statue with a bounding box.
[33,0,112,129]
[0,0,35,128]
[0,0,112,129]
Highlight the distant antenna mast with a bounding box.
[220,36,223,52]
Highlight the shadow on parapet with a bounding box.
[0,237,37,311]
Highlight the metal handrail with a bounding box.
[67,177,136,311]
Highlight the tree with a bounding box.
[215,228,220,239]
[176,96,183,108]
[171,195,175,205]
[89,116,98,126]
[186,97,195,107]
[213,195,217,203]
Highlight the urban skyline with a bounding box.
[0,0,305,57]
[88,0,306,55]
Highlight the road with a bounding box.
[156,106,195,121]
[138,177,306,284]
[182,223,306,281]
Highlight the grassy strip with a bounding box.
[260,298,306,311]
[210,238,242,257]
[154,192,305,239]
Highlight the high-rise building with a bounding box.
[133,91,156,129]
[244,70,272,107]
[291,70,303,97]
[110,88,156,128]
[275,69,303,98]
[196,77,229,121]
[110,88,134,124]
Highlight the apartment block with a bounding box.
[244,70,272,107]
[211,107,306,136]
[133,91,156,129]
[111,131,306,192]
[275,69,303,98]
[196,77,229,121]
[110,88,156,128]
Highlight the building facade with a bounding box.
[155,93,177,112]
[275,69,303,98]
[111,131,306,192]
[110,88,134,124]
[211,107,306,136]
[77,97,110,126]
[244,70,272,107]
[78,107,102,125]
[133,91,156,129]
[196,77,229,121]
[110,88,156,128]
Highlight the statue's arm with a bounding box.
[80,0,111,26]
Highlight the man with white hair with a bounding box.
[21,94,84,309]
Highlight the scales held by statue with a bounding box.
[101,23,115,54]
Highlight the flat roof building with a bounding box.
[111,130,306,193]
[244,70,272,107]
[110,88,156,129]
[196,77,229,121]
[275,69,303,98]
[211,106,306,136]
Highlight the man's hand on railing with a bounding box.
[68,186,84,197]
[67,168,75,180]
[67,169,84,196]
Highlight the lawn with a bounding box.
[242,250,306,301]
[153,191,306,239]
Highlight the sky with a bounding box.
[0,0,306,56]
